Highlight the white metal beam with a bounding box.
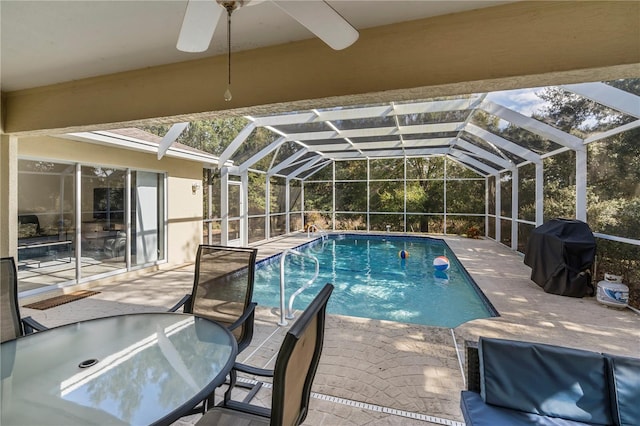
[495,177,501,242]
[560,82,640,118]
[511,167,518,251]
[301,142,353,152]
[535,162,544,226]
[401,147,451,156]
[323,151,367,159]
[481,100,582,149]
[238,137,286,173]
[252,97,483,127]
[576,148,587,221]
[288,155,324,178]
[448,151,496,175]
[285,122,464,142]
[218,122,257,167]
[583,119,640,144]
[268,149,308,176]
[446,155,490,177]
[362,149,407,157]
[465,123,541,163]
[299,160,332,180]
[350,140,402,150]
[454,138,513,169]
[401,137,452,148]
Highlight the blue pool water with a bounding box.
[254,234,497,328]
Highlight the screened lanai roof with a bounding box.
[218,81,640,180]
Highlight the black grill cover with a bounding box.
[524,219,596,297]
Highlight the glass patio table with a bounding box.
[0,312,237,425]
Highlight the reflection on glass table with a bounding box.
[0,313,237,426]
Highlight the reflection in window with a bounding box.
[17,160,76,288]
[17,160,166,294]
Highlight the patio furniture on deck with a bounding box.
[169,245,258,413]
[0,312,237,425]
[524,218,596,297]
[1,257,48,343]
[197,283,334,426]
[461,337,640,426]
[170,245,258,354]
[103,230,127,258]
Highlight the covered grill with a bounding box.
[524,219,596,297]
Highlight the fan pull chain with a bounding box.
[224,6,233,102]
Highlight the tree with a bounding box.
[143,118,248,155]
[538,79,640,307]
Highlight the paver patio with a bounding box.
[20,233,640,425]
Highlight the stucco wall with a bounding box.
[17,136,203,265]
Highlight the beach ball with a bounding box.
[399,250,410,259]
[433,256,450,271]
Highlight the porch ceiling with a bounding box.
[2,2,638,135]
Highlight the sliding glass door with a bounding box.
[17,160,166,295]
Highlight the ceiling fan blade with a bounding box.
[177,0,224,52]
[158,122,189,159]
[271,1,359,50]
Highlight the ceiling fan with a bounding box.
[176,0,360,53]
[158,1,359,159]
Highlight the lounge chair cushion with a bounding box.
[605,353,640,426]
[460,391,596,426]
[479,337,612,425]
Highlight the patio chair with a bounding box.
[169,245,259,353]
[196,283,334,426]
[1,257,48,343]
[169,245,259,414]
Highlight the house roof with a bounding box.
[59,128,221,166]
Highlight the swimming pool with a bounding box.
[254,234,497,328]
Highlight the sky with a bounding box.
[485,87,551,117]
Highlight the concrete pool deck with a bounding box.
[19,233,640,425]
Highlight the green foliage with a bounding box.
[594,198,640,303]
[143,118,248,155]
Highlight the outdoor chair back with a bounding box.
[1,257,23,342]
[197,283,334,426]
[171,245,258,353]
[1,257,47,343]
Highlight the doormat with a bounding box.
[23,290,101,310]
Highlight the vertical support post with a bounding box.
[265,175,270,241]
[241,171,249,246]
[207,169,213,244]
[403,157,407,233]
[126,168,132,269]
[0,135,18,258]
[59,174,65,239]
[575,147,587,222]
[285,178,290,234]
[366,158,370,233]
[75,163,82,280]
[332,161,336,231]
[300,180,305,232]
[485,177,489,238]
[535,161,544,226]
[443,158,447,235]
[511,167,519,251]
[495,173,501,243]
[221,167,229,246]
